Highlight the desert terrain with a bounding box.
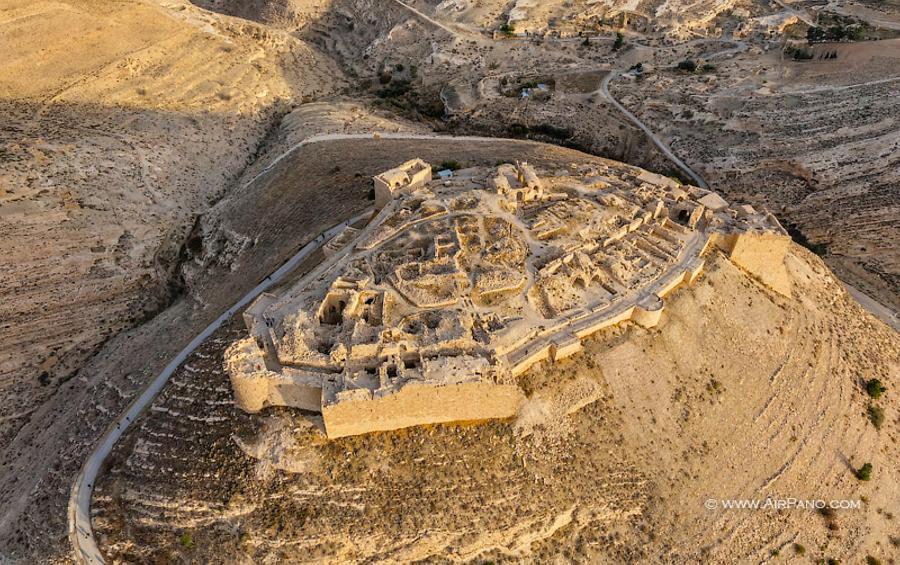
[0,0,898,562]
[92,244,900,563]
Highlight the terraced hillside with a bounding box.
[92,249,899,562]
[610,39,900,312]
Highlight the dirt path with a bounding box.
[600,70,710,189]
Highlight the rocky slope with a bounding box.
[0,0,341,448]
[1,0,898,561]
[91,246,899,562]
[610,38,900,313]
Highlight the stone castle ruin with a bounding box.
[225,159,790,438]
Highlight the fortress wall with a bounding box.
[633,299,664,328]
[267,370,323,412]
[509,259,709,377]
[321,380,523,438]
[573,307,633,339]
[550,335,583,361]
[225,338,273,413]
[226,338,325,413]
[510,341,553,377]
[656,271,689,298]
[230,370,273,413]
[713,232,792,296]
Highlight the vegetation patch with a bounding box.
[865,378,885,399]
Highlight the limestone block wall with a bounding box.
[225,338,323,413]
[321,379,523,438]
[225,338,274,413]
[713,232,792,296]
[633,295,664,328]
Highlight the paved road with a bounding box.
[69,125,898,561]
[844,282,900,332]
[600,70,710,189]
[66,131,562,563]
[68,210,371,564]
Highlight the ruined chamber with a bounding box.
[225,158,790,438]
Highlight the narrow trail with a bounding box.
[389,0,467,37]
[600,70,710,189]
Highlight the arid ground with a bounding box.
[0,0,898,561]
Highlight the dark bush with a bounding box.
[856,462,873,481]
[868,405,884,429]
[865,378,885,399]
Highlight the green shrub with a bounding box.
[807,26,826,42]
[866,556,882,565]
[856,462,873,481]
[376,79,412,99]
[793,543,806,555]
[868,404,884,429]
[531,123,571,139]
[676,59,697,72]
[180,532,194,548]
[613,32,624,51]
[865,378,885,399]
[439,160,462,171]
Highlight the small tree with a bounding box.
[613,32,625,51]
[856,462,873,481]
[865,378,885,399]
[676,59,697,72]
[793,543,806,556]
[499,23,515,37]
[825,25,846,41]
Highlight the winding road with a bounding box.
[600,70,710,189]
[68,209,371,564]
[69,120,898,560]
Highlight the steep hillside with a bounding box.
[91,247,899,562]
[609,39,900,313]
[0,0,342,448]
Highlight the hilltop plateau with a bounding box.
[0,0,897,562]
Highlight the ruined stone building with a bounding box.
[225,159,790,438]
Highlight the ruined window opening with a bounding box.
[386,365,398,379]
[320,303,343,325]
